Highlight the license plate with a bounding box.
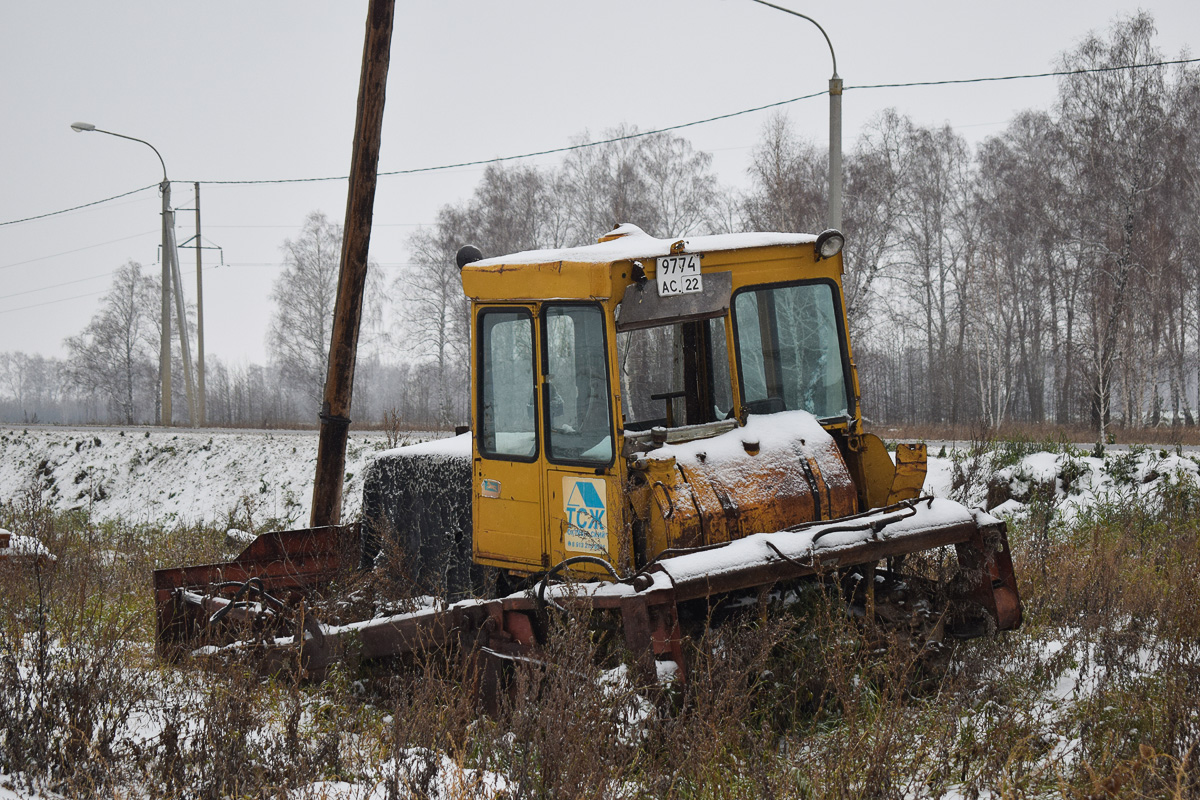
[656,254,702,296]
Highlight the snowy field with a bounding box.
[1,426,1197,529]
[0,426,443,527]
[924,440,1200,523]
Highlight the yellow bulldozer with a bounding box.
[154,224,1021,689]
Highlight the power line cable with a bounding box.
[0,289,108,315]
[0,183,158,227]
[5,56,1197,223]
[190,56,1200,186]
[850,56,1200,91]
[0,262,225,316]
[194,90,829,186]
[0,268,121,301]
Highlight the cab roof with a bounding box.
[468,224,818,269]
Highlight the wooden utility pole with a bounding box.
[310,0,395,527]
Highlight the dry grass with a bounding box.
[878,420,1200,448]
[2,454,1200,798]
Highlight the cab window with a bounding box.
[617,317,733,430]
[543,305,613,465]
[478,309,537,459]
[732,281,851,420]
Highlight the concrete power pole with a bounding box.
[194,182,206,426]
[68,123,184,426]
[160,180,173,425]
[163,198,198,427]
[829,73,842,232]
[748,1,842,231]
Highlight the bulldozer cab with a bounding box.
[461,224,878,580]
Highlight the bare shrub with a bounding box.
[0,494,157,796]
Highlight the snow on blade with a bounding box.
[655,498,975,586]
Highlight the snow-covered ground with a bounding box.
[3,426,1195,530]
[291,749,513,800]
[924,445,1200,524]
[0,426,442,527]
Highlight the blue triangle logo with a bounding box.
[568,481,605,509]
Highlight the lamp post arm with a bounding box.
[91,128,169,183]
[70,120,178,424]
[747,0,842,230]
[749,0,837,77]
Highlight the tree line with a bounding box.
[3,13,1197,435]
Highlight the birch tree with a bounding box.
[63,261,159,424]
[1056,12,1169,437]
[267,211,383,410]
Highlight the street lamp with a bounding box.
[748,1,842,232]
[70,122,197,426]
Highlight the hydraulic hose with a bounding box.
[536,555,622,614]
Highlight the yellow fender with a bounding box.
[855,434,928,510]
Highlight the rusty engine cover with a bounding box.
[633,411,857,558]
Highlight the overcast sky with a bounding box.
[2,1,1196,366]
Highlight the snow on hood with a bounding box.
[470,224,818,267]
[646,410,834,468]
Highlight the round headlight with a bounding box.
[815,229,844,260]
[456,244,484,270]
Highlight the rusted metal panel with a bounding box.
[953,519,1022,632]
[642,457,705,554]
[615,271,733,331]
[680,469,735,545]
[153,525,356,657]
[643,431,856,556]
[619,595,658,684]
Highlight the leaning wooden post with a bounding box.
[310,0,395,527]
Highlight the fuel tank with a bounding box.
[629,411,858,559]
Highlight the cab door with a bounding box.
[539,304,626,574]
[473,305,547,571]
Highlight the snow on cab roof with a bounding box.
[469,224,819,268]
